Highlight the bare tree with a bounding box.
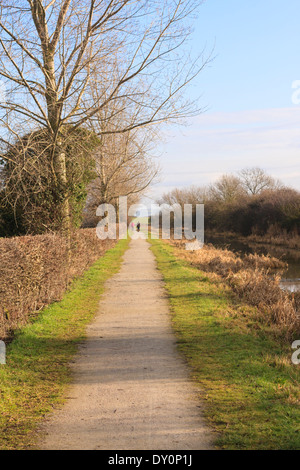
[209,174,245,204]
[0,0,209,239]
[158,185,207,207]
[238,167,277,195]
[83,128,160,227]
[83,74,160,219]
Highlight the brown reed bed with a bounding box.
[167,239,300,340]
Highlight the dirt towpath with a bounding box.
[39,238,213,450]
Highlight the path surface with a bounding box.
[39,238,213,450]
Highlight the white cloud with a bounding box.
[157,107,300,191]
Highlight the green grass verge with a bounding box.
[150,239,300,450]
[0,239,129,450]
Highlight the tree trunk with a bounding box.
[54,151,72,259]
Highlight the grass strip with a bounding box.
[0,239,129,450]
[150,239,300,450]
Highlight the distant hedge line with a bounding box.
[0,229,116,341]
[204,188,300,237]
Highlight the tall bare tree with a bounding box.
[0,0,209,238]
[83,73,160,223]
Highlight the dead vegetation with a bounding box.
[0,229,116,341]
[207,228,300,252]
[168,239,300,340]
[246,230,300,250]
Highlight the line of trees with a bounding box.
[0,0,209,239]
[158,168,300,237]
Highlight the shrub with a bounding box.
[0,127,99,236]
[0,229,116,341]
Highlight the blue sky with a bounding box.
[149,0,300,201]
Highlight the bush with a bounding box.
[0,229,116,341]
[0,127,99,236]
[159,179,300,239]
[204,188,300,237]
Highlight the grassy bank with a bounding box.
[0,239,129,450]
[150,240,300,450]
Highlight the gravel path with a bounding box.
[39,238,213,450]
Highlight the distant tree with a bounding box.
[209,174,245,204]
[81,88,160,227]
[259,187,300,233]
[238,167,278,195]
[155,173,300,237]
[158,186,207,207]
[83,130,159,227]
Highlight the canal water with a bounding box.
[205,235,300,293]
